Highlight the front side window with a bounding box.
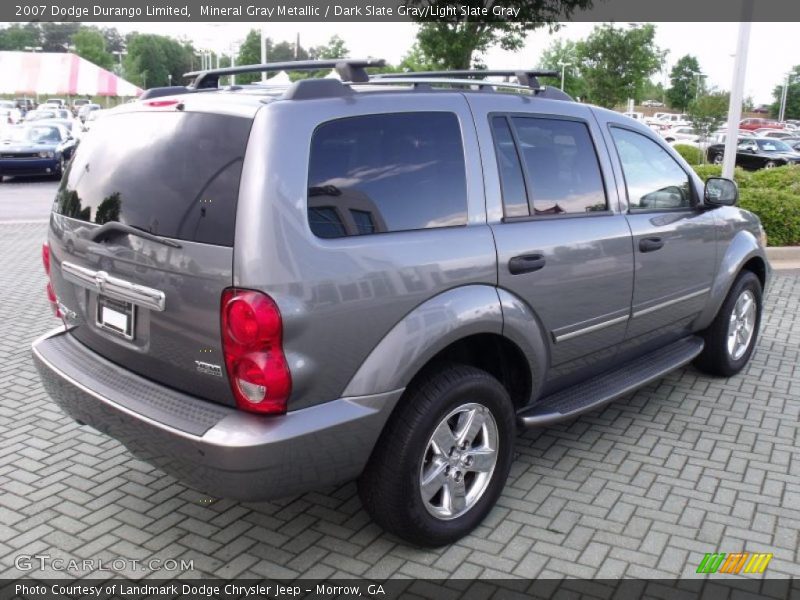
[610,127,692,211]
[307,112,468,238]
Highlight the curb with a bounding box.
[766,247,800,261]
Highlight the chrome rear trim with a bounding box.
[62,261,166,312]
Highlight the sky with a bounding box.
[106,21,797,105]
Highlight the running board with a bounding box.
[518,336,704,427]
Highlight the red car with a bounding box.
[740,118,784,131]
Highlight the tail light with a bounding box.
[42,243,61,318]
[221,289,291,415]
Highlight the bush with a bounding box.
[673,144,704,165]
[739,188,800,246]
[690,164,800,246]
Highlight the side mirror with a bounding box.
[705,177,738,207]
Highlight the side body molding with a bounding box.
[694,228,769,331]
[341,285,504,398]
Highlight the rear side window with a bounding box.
[54,111,252,246]
[491,116,607,217]
[307,112,467,238]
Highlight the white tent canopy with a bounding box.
[0,51,142,97]
[268,70,291,85]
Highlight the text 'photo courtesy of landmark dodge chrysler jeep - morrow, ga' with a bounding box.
[32,60,770,546]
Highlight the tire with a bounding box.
[764,161,777,169]
[711,153,724,165]
[694,271,762,377]
[358,364,515,547]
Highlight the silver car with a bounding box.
[33,60,770,546]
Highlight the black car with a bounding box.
[707,137,800,170]
[782,137,800,152]
[0,123,77,181]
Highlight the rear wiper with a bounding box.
[89,221,182,248]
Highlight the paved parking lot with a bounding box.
[1,215,799,580]
[0,178,57,223]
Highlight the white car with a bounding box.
[754,128,795,139]
[662,126,698,143]
[623,111,644,121]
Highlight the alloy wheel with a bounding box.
[727,289,756,361]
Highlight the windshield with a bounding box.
[1,125,63,144]
[757,139,793,152]
[26,110,57,121]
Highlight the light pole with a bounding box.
[722,5,754,179]
[694,72,706,100]
[778,72,797,123]
[558,61,573,91]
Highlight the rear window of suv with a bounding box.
[54,111,252,247]
[307,112,468,238]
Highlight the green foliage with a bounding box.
[687,92,729,152]
[311,35,348,60]
[124,33,194,89]
[0,23,40,51]
[673,144,703,165]
[739,189,800,246]
[407,0,593,70]
[576,24,665,108]
[72,28,113,70]
[235,30,263,85]
[691,164,800,246]
[770,65,800,120]
[667,55,702,112]
[538,39,585,99]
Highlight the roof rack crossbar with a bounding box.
[184,58,386,89]
[374,69,559,89]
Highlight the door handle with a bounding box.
[639,237,664,253]
[508,254,546,275]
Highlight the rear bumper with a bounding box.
[32,327,402,501]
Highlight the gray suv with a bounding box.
[33,60,770,546]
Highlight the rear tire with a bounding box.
[764,161,777,169]
[694,271,762,377]
[358,364,515,547]
[711,153,724,165]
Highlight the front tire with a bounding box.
[694,271,762,377]
[358,364,515,547]
[711,153,724,165]
[764,160,778,169]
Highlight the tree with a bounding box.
[576,24,664,108]
[407,0,593,70]
[687,92,729,161]
[40,22,80,52]
[124,33,195,88]
[770,65,800,120]
[667,55,703,112]
[235,30,263,84]
[0,23,40,51]
[72,28,114,70]
[310,35,348,60]
[538,39,585,99]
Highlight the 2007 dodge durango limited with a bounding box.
[32,60,770,546]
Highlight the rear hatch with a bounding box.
[48,107,254,407]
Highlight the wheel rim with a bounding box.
[727,289,757,361]
[765,161,776,169]
[419,402,499,521]
[713,154,723,165]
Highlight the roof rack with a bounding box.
[359,76,574,102]
[184,58,386,89]
[374,69,559,89]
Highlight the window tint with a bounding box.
[308,112,467,238]
[611,128,692,210]
[511,117,607,216]
[491,116,528,218]
[54,111,251,246]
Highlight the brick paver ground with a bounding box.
[1,222,798,579]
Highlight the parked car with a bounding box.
[662,125,699,143]
[739,118,784,131]
[623,111,644,121]
[81,108,106,131]
[32,61,770,546]
[71,98,91,115]
[0,101,22,124]
[707,137,800,169]
[43,98,66,109]
[24,108,67,122]
[0,122,76,181]
[754,128,795,139]
[15,98,34,115]
[657,113,689,125]
[642,99,665,107]
[77,103,102,123]
[781,138,800,152]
